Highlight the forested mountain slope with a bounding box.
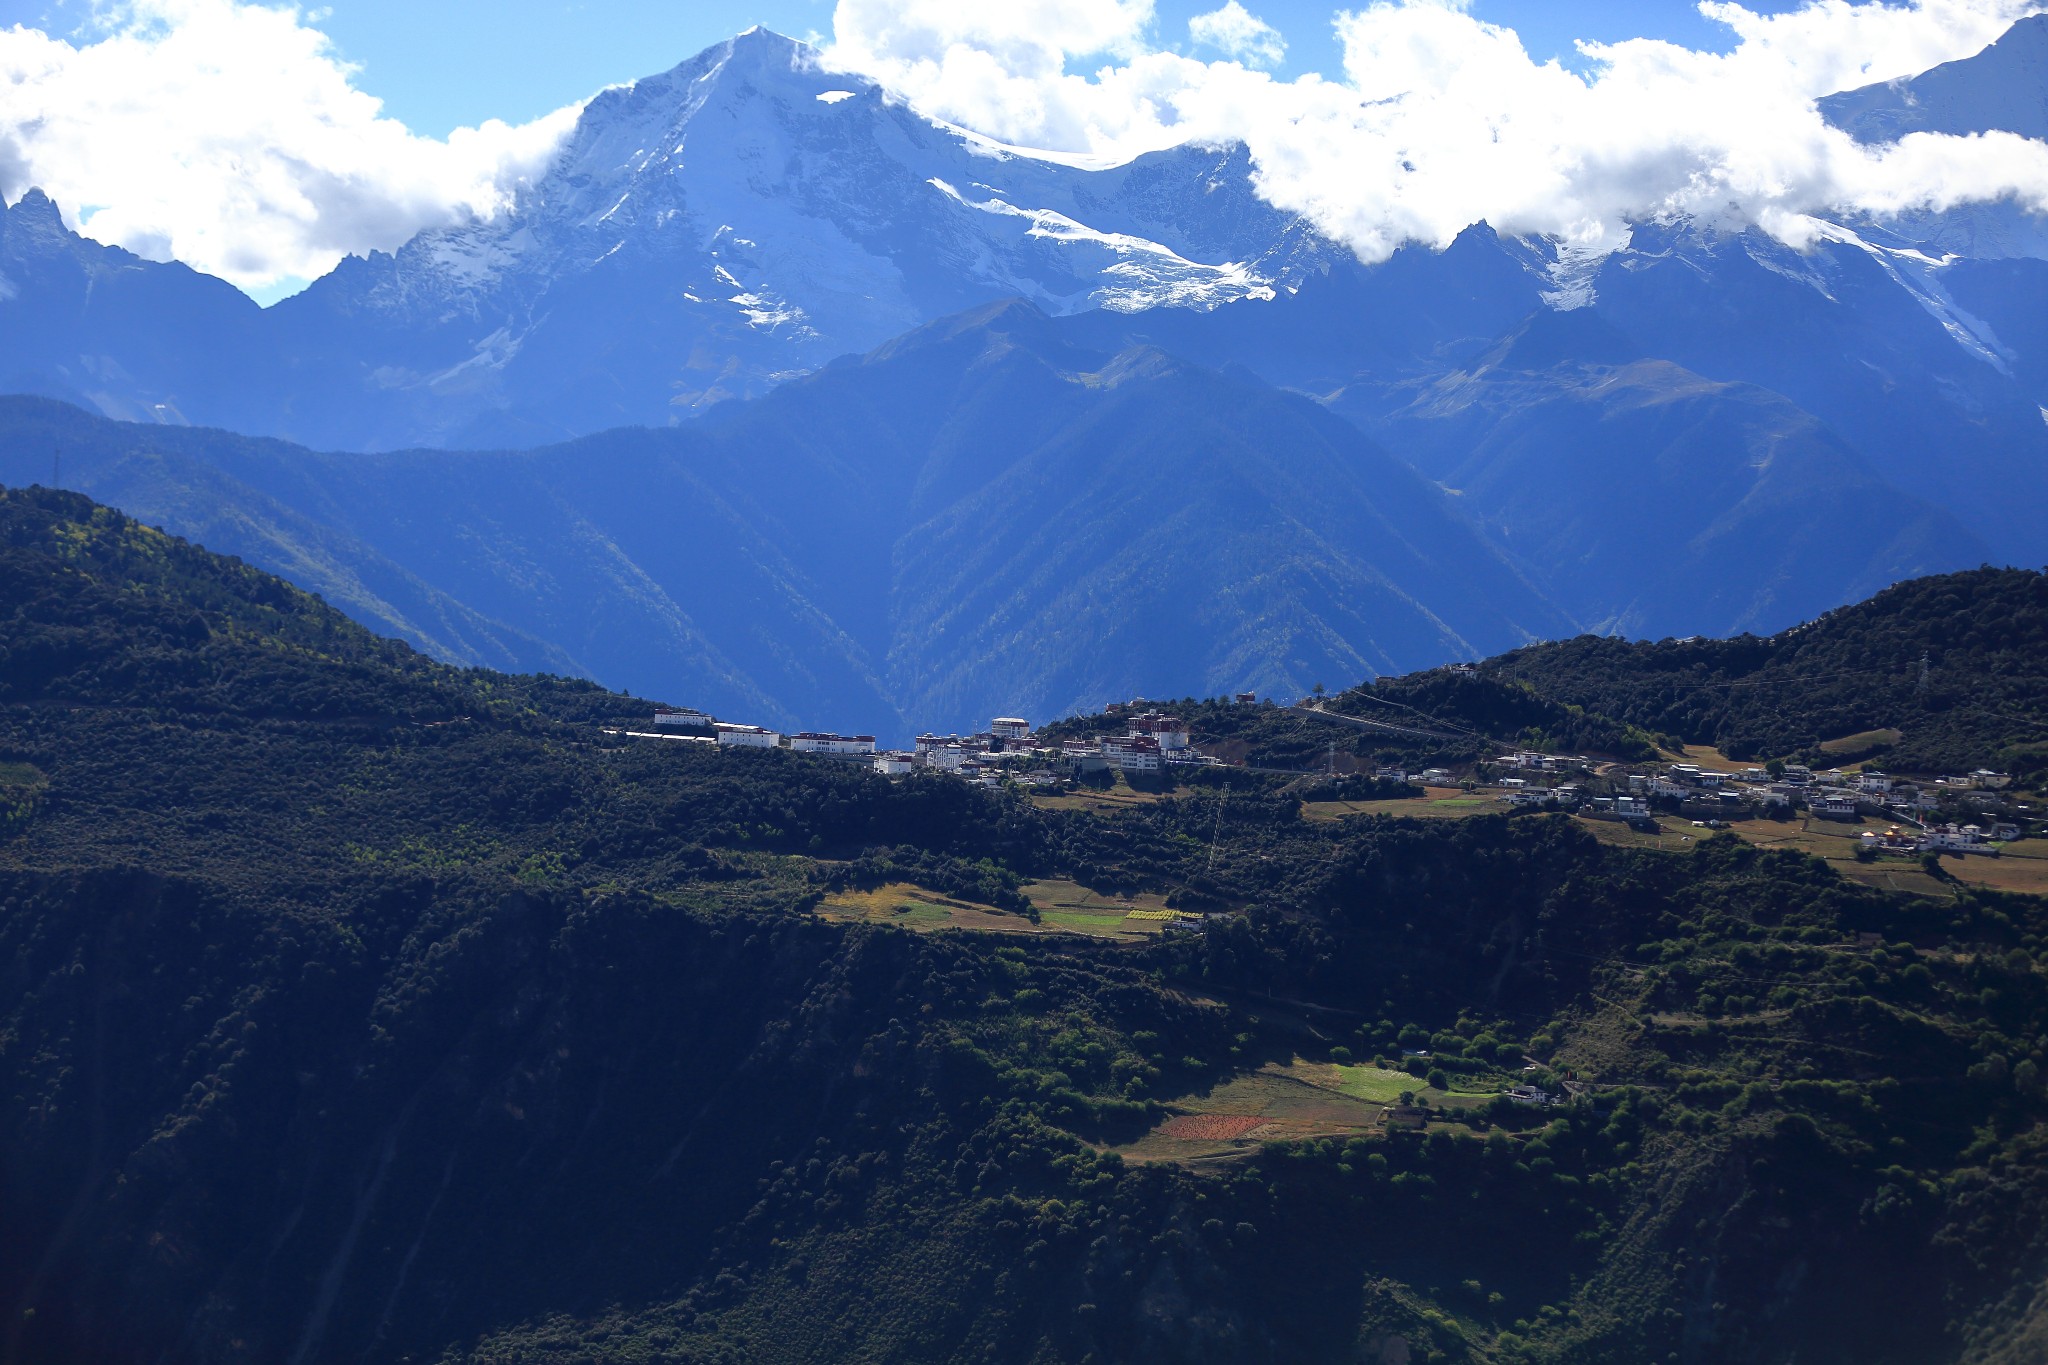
[1487,568,2048,776]
[3,489,2047,1365]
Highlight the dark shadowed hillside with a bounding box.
[1487,568,2048,775]
[3,489,2048,1365]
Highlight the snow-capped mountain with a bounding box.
[254,28,1326,448]
[1823,12,2048,144]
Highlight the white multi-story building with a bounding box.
[1102,735,1163,772]
[790,732,877,756]
[873,751,918,775]
[714,723,780,748]
[652,707,713,729]
[926,745,969,772]
[1856,771,1893,794]
[991,717,1031,740]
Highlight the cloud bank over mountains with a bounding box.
[0,0,581,290]
[2,0,2045,294]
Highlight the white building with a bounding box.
[1420,768,1454,786]
[1061,740,1109,772]
[790,732,876,756]
[1856,771,1893,794]
[1971,770,2013,789]
[991,717,1031,740]
[1102,735,1164,772]
[1812,792,1860,818]
[873,751,918,775]
[652,707,713,729]
[926,745,969,772]
[715,723,780,749]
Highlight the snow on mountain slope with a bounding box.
[1823,13,2048,143]
[260,28,1312,448]
[1822,15,2048,262]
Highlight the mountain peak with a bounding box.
[5,188,65,231]
[1822,12,2048,142]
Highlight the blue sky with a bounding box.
[5,0,1807,137]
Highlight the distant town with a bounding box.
[609,693,2031,864]
[612,700,1229,788]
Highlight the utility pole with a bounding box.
[1206,787,1228,874]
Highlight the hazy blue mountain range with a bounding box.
[3,19,2047,732]
[0,293,1999,738]
[0,303,1571,735]
[1328,309,1992,637]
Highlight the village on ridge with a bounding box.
[610,687,2027,866]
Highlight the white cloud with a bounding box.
[4,0,2046,295]
[824,0,2048,263]
[1188,2,1286,68]
[0,0,581,291]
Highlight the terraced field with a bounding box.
[816,880,1205,940]
[1301,787,1493,822]
[1117,1058,1489,1164]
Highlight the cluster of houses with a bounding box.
[642,705,2028,846]
[640,700,1239,787]
[1453,748,2027,847]
[1060,711,1222,774]
[650,706,1046,784]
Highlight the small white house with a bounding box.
[1420,768,1454,786]
[1856,771,1892,794]
[652,707,713,729]
[873,752,918,775]
[715,723,780,749]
